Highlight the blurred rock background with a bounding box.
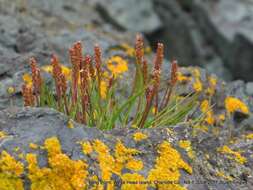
[0,0,253,108]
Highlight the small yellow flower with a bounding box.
[107,56,128,77]
[225,97,249,114]
[193,78,202,92]
[42,65,72,80]
[177,72,190,82]
[7,86,15,95]
[120,43,135,57]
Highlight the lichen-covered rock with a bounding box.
[0,106,252,190]
[0,107,194,190]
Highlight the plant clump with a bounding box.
[21,34,198,129]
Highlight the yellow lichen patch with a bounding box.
[100,80,107,99]
[178,140,195,159]
[246,133,253,140]
[121,173,147,190]
[206,76,217,96]
[191,68,203,92]
[41,65,72,80]
[193,79,202,92]
[92,139,115,181]
[193,125,208,133]
[225,97,249,115]
[217,145,247,164]
[114,140,140,174]
[216,171,233,181]
[0,131,6,139]
[92,139,142,187]
[29,143,39,150]
[133,132,148,142]
[107,56,128,77]
[192,68,201,78]
[147,141,192,190]
[67,120,74,129]
[27,137,88,190]
[22,73,33,87]
[0,151,24,190]
[200,100,215,125]
[7,86,15,95]
[81,141,93,155]
[125,159,143,171]
[218,114,225,122]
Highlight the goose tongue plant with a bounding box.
[21,34,198,129]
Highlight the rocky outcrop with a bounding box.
[152,0,253,81]
[0,104,252,189]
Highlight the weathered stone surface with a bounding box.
[94,0,162,33]
[191,0,253,81]
[0,106,252,189]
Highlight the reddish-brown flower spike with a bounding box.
[94,44,102,71]
[74,41,83,65]
[22,84,34,107]
[142,59,148,85]
[170,59,178,86]
[85,54,94,79]
[135,34,144,64]
[154,43,164,71]
[59,73,67,95]
[51,54,63,100]
[29,57,42,105]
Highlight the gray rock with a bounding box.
[0,107,194,189]
[192,0,253,81]
[95,0,162,33]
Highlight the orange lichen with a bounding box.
[147,141,192,190]
[0,151,24,190]
[125,159,143,171]
[81,141,93,155]
[178,140,195,159]
[29,143,39,150]
[217,145,247,164]
[216,171,233,181]
[200,100,215,125]
[225,97,249,114]
[121,173,147,190]
[206,76,217,96]
[26,137,88,190]
[193,79,202,92]
[133,132,148,142]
